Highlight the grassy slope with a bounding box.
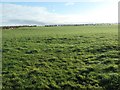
[2,25,120,89]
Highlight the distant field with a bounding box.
[2,25,120,89]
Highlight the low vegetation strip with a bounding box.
[2,25,120,89]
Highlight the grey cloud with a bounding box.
[8,19,46,25]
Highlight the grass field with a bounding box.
[2,25,120,89]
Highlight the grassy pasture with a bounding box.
[2,25,120,89]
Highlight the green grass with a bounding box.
[2,25,120,89]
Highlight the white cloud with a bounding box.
[85,1,118,23]
[1,4,56,25]
[65,2,75,6]
[0,2,118,26]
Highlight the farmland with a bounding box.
[2,25,120,89]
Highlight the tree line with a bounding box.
[1,25,37,29]
[45,23,113,27]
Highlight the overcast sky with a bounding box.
[0,0,118,26]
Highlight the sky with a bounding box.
[0,0,119,26]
